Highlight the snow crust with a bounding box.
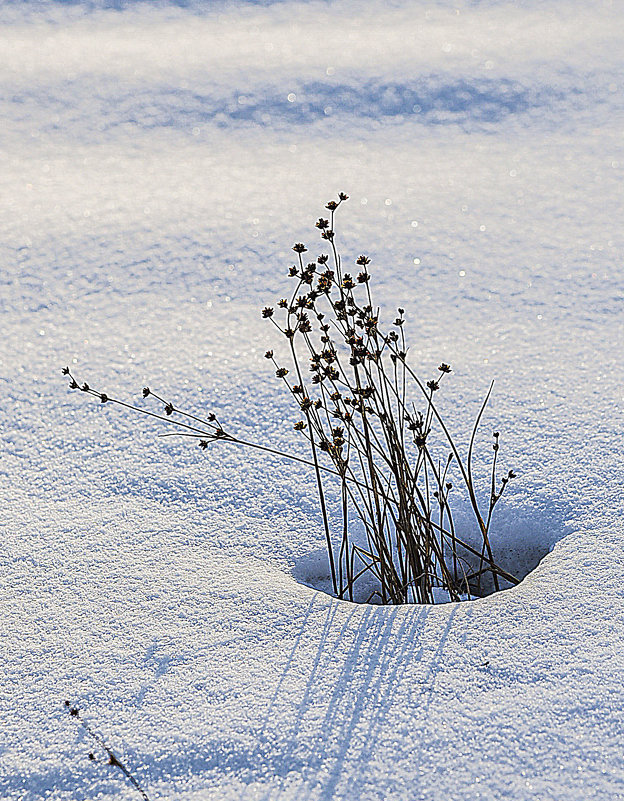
[1,1,623,799]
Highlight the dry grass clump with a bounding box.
[63,193,518,604]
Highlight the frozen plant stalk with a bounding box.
[63,194,519,605]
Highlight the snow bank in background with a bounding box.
[1,1,623,799]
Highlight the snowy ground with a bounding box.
[2,1,624,799]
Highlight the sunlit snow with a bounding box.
[1,1,623,799]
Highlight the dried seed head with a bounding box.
[264,350,273,359]
[142,387,150,397]
[262,307,274,318]
[438,363,451,374]
[293,243,307,253]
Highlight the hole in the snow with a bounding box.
[291,523,555,605]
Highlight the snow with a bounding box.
[1,0,623,799]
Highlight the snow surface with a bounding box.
[1,0,624,799]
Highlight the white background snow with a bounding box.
[1,1,623,799]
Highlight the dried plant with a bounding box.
[64,701,151,801]
[62,193,519,604]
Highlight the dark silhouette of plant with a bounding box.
[62,193,518,604]
[64,700,151,800]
